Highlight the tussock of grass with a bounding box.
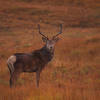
[0,78,9,86]
[23,43,32,48]
[3,7,52,16]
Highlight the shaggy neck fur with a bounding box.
[32,45,54,63]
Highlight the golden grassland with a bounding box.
[0,0,100,100]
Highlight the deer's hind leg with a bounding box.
[10,71,21,88]
[10,64,23,88]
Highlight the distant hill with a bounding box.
[0,0,100,28]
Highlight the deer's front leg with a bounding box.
[36,70,41,88]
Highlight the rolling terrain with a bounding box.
[0,0,100,100]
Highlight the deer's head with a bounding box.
[38,24,62,52]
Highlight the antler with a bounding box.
[38,24,48,39]
[52,24,62,39]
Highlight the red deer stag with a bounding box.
[7,24,62,88]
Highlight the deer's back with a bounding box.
[14,53,40,72]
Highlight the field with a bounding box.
[0,0,100,100]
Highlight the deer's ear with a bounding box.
[54,37,60,42]
[42,37,48,42]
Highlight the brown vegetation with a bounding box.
[0,0,100,100]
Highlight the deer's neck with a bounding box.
[32,46,54,63]
[42,45,54,53]
[40,46,54,61]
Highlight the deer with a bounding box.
[7,24,62,88]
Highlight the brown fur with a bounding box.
[8,46,54,88]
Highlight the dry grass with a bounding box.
[0,0,100,100]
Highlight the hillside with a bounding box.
[0,0,100,100]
